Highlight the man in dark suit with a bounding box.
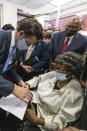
[17,19,50,81]
[0,19,42,131]
[0,25,33,101]
[49,18,87,61]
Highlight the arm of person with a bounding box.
[26,76,41,89]
[6,67,22,84]
[0,75,14,96]
[41,90,83,130]
[28,87,83,130]
[31,44,50,72]
[20,64,32,73]
[0,74,32,102]
[12,84,33,103]
[6,67,29,88]
[49,32,59,61]
[26,103,45,126]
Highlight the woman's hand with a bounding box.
[27,102,37,123]
[26,103,45,126]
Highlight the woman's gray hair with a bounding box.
[54,51,85,79]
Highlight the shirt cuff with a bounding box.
[26,77,40,88]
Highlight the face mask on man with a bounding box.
[66,28,77,37]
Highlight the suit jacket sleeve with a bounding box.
[49,32,65,61]
[49,34,55,61]
[0,75,14,96]
[32,43,50,72]
[6,67,22,84]
[49,32,60,61]
[0,30,15,96]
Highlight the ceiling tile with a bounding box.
[24,0,46,9]
[7,0,28,5]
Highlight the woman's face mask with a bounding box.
[54,72,69,81]
[50,63,72,81]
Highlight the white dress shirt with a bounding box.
[68,35,74,46]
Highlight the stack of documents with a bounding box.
[0,94,27,120]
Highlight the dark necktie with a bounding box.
[62,37,70,53]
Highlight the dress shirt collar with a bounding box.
[67,35,74,46]
[10,31,16,48]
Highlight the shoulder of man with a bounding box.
[0,29,11,41]
[38,40,49,48]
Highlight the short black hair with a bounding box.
[17,18,43,40]
[54,51,84,80]
[66,18,82,31]
[2,24,14,30]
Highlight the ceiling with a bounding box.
[6,0,87,15]
[6,0,81,9]
[7,0,52,9]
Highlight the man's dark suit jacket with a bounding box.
[17,40,50,80]
[0,29,21,96]
[49,31,87,61]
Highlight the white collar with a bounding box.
[10,31,16,47]
[79,30,87,36]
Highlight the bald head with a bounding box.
[65,17,82,36]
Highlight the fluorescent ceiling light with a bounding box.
[50,0,73,6]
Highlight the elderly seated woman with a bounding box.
[60,52,87,131]
[24,51,84,131]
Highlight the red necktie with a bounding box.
[62,37,70,53]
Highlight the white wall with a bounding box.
[36,15,46,28]
[35,8,60,28]
[0,0,33,28]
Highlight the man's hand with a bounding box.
[21,64,32,73]
[26,103,45,126]
[12,84,33,103]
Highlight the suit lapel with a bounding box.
[24,44,37,62]
[65,33,81,51]
[30,43,39,56]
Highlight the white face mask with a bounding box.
[52,72,71,81]
[17,39,28,50]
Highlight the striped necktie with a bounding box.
[2,46,15,73]
[25,45,34,61]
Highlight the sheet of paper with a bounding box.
[0,94,27,120]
